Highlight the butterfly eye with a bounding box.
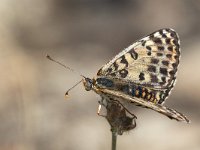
[83,78,93,91]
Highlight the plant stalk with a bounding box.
[111,128,117,150]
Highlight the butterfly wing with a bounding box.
[97,28,180,104]
[99,88,190,123]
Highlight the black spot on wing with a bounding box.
[157,53,163,57]
[158,46,164,51]
[169,70,176,76]
[148,65,156,73]
[147,52,151,56]
[167,46,173,51]
[160,68,168,76]
[166,54,172,59]
[174,55,179,60]
[159,30,163,35]
[146,46,151,50]
[165,38,171,44]
[153,38,162,44]
[172,63,178,69]
[162,34,167,38]
[119,69,128,78]
[142,41,146,46]
[170,32,176,38]
[129,49,138,60]
[139,72,145,81]
[113,62,119,71]
[162,60,169,66]
[151,58,159,64]
[160,77,166,85]
[150,74,158,83]
[108,68,113,73]
[172,39,178,45]
[120,55,128,67]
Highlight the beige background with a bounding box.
[1,0,200,150]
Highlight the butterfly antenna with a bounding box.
[65,80,82,97]
[46,54,86,78]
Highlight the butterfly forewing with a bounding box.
[97,28,180,105]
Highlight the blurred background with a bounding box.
[1,0,200,150]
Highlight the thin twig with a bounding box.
[111,127,117,150]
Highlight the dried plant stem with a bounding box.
[111,127,117,150]
[102,99,136,150]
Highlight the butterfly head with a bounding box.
[83,77,93,91]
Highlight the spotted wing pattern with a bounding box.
[97,28,180,105]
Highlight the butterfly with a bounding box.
[82,28,190,123]
[47,28,190,123]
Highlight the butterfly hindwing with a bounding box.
[99,88,190,123]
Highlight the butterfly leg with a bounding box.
[97,98,107,117]
[97,104,106,117]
